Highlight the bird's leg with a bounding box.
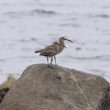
[50,57,53,67]
[54,56,57,66]
[47,57,50,67]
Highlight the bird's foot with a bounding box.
[48,63,57,69]
[48,63,53,68]
[55,63,58,66]
[48,64,50,67]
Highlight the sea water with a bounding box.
[0,0,110,83]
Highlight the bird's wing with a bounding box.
[40,45,55,56]
[35,49,44,53]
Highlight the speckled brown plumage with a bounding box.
[35,37,73,67]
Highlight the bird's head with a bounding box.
[59,36,73,43]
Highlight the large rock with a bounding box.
[0,64,109,110]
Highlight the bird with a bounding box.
[35,36,73,67]
[35,41,60,67]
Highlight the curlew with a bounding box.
[35,36,73,67]
[34,41,61,67]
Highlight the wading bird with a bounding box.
[35,42,60,67]
[35,36,73,67]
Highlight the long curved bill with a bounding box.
[64,38,73,43]
[63,45,66,48]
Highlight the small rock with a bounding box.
[0,88,9,103]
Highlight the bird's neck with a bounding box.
[59,40,64,45]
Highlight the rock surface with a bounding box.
[0,64,109,110]
[96,85,110,110]
[0,88,9,103]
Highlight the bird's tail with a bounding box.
[35,49,43,53]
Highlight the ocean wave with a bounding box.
[0,59,5,62]
[67,55,110,60]
[4,11,26,18]
[95,14,110,18]
[102,6,110,9]
[4,9,57,18]
[59,23,81,28]
[17,38,38,43]
[87,14,110,19]
[30,9,57,16]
